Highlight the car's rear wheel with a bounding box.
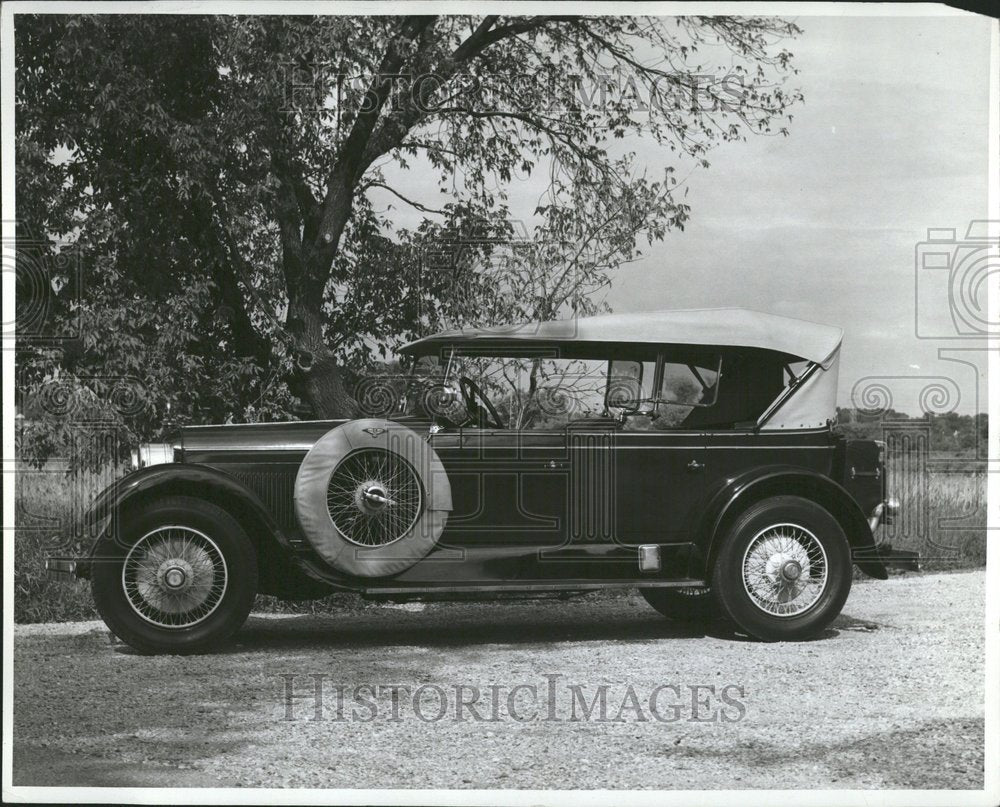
[640,587,718,622]
[711,496,852,641]
[91,496,257,654]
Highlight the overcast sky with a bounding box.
[377,12,995,414]
[605,13,994,415]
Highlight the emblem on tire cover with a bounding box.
[363,427,386,438]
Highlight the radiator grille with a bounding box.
[231,468,299,530]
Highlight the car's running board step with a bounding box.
[875,545,920,572]
[361,579,707,595]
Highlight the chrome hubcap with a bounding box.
[741,523,828,617]
[327,449,423,547]
[356,482,393,512]
[122,526,228,628]
[781,560,802,581]
[159,559,193,591]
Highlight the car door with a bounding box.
[609,349,716,554]
[437,426,570,549]
[612,428,707,547]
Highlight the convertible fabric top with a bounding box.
[401,308,844,368]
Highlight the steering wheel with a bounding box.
[458,376,506,429]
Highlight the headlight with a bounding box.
[131,443,173,470]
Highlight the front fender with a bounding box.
[69,463,287,575]
[693,465,888,580]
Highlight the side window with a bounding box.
[654,352,722,429]
[659,357,720,406]
[446,355,612,429]
[606,360,656,410]
[526,357,609,428]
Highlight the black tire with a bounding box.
[91,496,258,655]
[711,496,852,642]
[640,587,718,622]
[294,419,451,577]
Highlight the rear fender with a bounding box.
[693,465,888,580]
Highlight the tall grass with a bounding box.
[883,452,987,569]
[13,464,115,623]
[13,453,987,623]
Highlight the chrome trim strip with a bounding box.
[464,445,834,450]
[183,444,316,452]
[183,419,347,428]
[184,443,835,453]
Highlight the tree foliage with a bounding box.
[835,407,988,454]
[16,13,803,463]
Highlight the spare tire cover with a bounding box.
[294,419,452,577]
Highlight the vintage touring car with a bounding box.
[48,308,915,653]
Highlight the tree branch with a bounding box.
[433,107,604,167]
[366,180,446,214]
[194,189,279,366]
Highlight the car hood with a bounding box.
[179,420,351,454]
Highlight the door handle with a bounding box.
[686,459,704,472]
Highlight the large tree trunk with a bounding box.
[285,288,359,420]
[275,73,404,420]
[298,356,358,419]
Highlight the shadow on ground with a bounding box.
[107,601,859,656]
[12,745,234,787]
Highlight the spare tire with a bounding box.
[294,419,451,577]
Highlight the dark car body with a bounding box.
[50,309,914,605]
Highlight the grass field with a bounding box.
[882,450,987,569]
[12,453,988,623]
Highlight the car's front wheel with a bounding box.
[711,496,852,642]
[91,496,257,654]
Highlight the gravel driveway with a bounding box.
[11,570,987,790]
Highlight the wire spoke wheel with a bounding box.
[122,526,228,629]
[326,448,423,547]
[741,522,828,617]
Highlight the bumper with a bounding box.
[867,498,919,572]
[45,557,82,580]
[867,497,901,532]
[44,507,110,581]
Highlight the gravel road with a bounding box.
[12,570,987,790]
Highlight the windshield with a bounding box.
[402,350,643,429]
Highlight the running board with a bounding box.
[360,579,707,596]
[875,545,920,572]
